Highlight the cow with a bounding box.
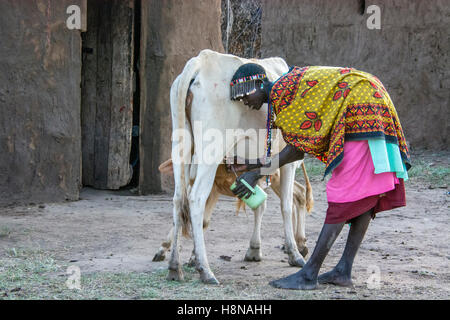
[159,49,314,284]
[153,158,313,265]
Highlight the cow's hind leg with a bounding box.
[153,227,174,262]
[167,193,185,281]
[154,187,219,265]
[189,164,220,284]
[280,163,306,267]
[244,197,266,262]
[187,186,220,267]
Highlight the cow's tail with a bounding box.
[171,56,200,238]
[300,161,314,213]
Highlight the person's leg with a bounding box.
[269,221,345,290]
[318,209,373,287]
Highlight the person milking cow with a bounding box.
[226,63,411,290]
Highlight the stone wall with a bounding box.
[261,0,449,150]
[0,0,83,206]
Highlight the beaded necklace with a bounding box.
[264,100,274,187]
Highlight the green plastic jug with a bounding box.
[230,179,267,210]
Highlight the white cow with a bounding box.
[163,49,313,284]
[154,158,312,263]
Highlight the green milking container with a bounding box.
[230,179,267,210]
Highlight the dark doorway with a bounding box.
[81,0,139,190]
[129,0,141,188]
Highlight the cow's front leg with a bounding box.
[293,201,309,258]
[244,197,266,262]
[280,163,306,267]
[189,164,220,284]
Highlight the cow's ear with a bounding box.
[158,159,174,175]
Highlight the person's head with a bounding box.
[230,63,270,110]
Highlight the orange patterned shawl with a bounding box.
[270,66,411,176]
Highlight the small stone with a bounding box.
[418,270,436,277]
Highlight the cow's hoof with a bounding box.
[288,255,306,268]
[244,247,262,262]
[201,275,220,285]
[187,255,196,268]
[299,246,309,258]
[199,269,219,285]
[167,269,184,281]
[152,251,166,262]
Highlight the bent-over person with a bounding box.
[228,63,411,290]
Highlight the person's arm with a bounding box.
[225,156,264,173]
[232,144,304,199]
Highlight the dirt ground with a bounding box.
[0,151,449,300]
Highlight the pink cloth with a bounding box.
[326,179,406,224]
[326,140,399,203]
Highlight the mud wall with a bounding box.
[0,0,83,206]
[139,0,224,194]
[261,0,449,150]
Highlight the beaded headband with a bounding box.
[230,74,267,101]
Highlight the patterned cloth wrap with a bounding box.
[270,66,411,176]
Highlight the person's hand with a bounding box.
[224,156,262,173]
[224,156,248,173]
[232,171,261,199]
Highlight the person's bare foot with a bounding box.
[269,270,317,290]
[318,269,353,287]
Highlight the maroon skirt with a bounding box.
[325,178,406,224]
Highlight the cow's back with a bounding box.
[188,50,289,162]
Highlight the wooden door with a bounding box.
[81,0,134,189]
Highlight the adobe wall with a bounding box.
[261,0,449,150]
[0,0,83,206]
[139,0,224,193]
